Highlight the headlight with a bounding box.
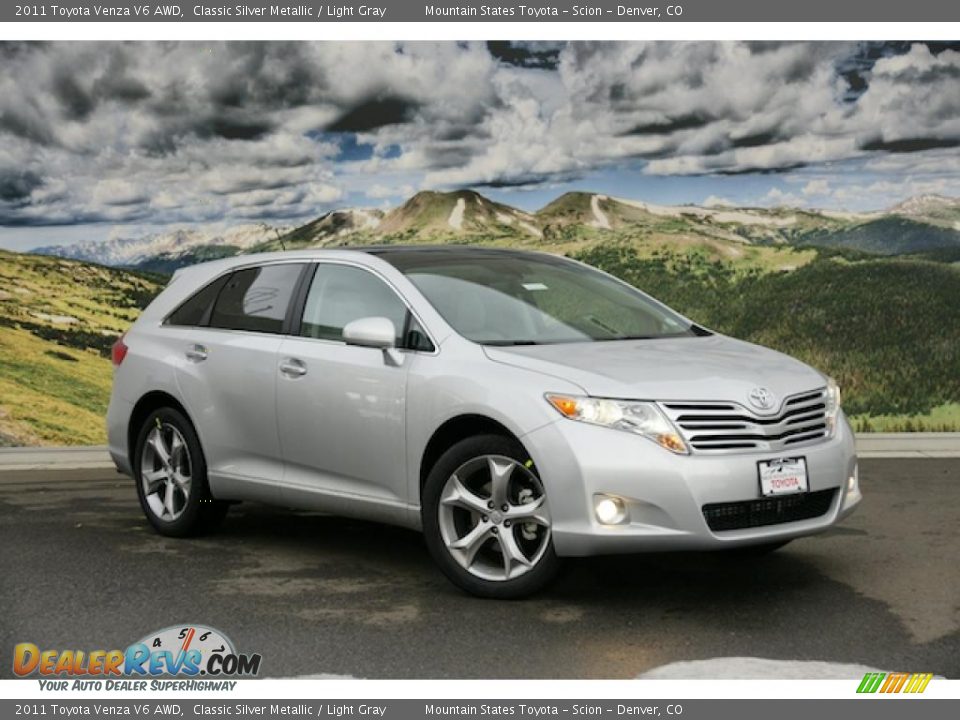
[824,377,841,436]
[545,394,689,454]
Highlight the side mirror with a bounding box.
[342,316,397,349]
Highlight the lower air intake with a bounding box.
[702,489,837,532]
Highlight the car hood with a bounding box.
[483,334,825,409]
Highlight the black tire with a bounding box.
[133,407,227,537]
[421,434,562,599]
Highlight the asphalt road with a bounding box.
[1,459,957,679]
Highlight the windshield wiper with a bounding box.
[586,315,622,336]
[482,340,542,346]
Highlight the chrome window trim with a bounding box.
[160,258,310,330]
[159,256,440,356]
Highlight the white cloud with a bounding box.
[1,41,958,235]
[91,179,149,207]
[366,183,413,199]
[854,45,960,149]
[762,187,807,207]
[802,179,831,196]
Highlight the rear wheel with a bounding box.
[422,434,561,598]
[133,407,227,537]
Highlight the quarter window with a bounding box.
[209,264,303,334]
[165,275,228,327]
[300,264,414,347]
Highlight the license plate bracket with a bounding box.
[758,457,809,496]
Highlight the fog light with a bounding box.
[847,464,859,493]
[595,495,627,525]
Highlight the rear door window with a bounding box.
[209,264,304,334]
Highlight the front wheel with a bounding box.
[422,434,561,599]
[133,407,227,537]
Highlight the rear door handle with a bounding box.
[279,358,307,377]
[185,344,208,362]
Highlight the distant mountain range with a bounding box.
[31,190,960,272]
[33,223,289,271]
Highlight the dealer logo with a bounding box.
[13,624,261,678]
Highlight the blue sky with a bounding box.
[1,41,959,251]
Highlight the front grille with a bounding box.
[702,489,836,532]
[661,388,829,454]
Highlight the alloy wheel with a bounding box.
[140,422,192,522]
[437,454,551,582]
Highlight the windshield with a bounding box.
[379,250,698,345]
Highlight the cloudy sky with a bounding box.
[1,40,959,251]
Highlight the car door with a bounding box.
[276,262,426,520]
[175,262,307,502]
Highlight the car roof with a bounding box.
[176,244,556,276]
[357,244,540,255]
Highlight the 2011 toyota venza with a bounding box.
[108,246,860,598]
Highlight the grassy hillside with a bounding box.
[0,250,163,445]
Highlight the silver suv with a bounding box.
[108,246,860,598]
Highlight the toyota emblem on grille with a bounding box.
[748,386,777,411]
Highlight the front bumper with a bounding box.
[523,412,860,557]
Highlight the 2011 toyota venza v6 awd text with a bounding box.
[108,246,861,598]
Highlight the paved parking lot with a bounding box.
[1,458,957,679]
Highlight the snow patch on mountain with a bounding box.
[448,198,466,230]
[590,194,611,229]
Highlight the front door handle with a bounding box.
[279,358,307,377]
[185,344,208,362]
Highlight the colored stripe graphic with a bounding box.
[858,672,885,693]
[891,673,910,693]
[858,672,933,694]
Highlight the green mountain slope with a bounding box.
[798,216,960,255]
[0,250,163,445]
